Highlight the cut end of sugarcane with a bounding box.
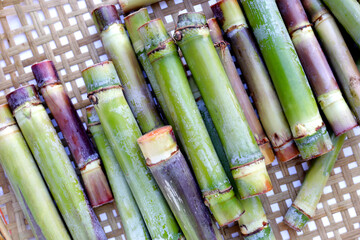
[137,125,178,166]
[31,60,60,88]
[81,61,121,94]
[274,139,300,162]
[259,141,275,165]
[211,0,247,33]
[207,18,225,43]
[243,224,276,240]
[91,5,121,33]
[284,205,310,232]
[81,160,114,208]
[232,159,273,199]
[205,187,244,226]
[138,18,170,53]
[86,106,100,125]
[0,104,15,129]
[176,12,206,29]
[295,124,334,161]
[6,85,41,114]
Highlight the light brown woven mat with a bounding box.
[1,0,360,239]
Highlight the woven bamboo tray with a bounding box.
[0,0,360,239]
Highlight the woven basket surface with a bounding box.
[0,0,360,239]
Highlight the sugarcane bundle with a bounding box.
[285,133,346,231]
[301,0,360,123]
[240,0,333,160]
[138,19,244,226]
[276,0,357,136]
[6,85,107,240]
[31,60,113,208]
[119,0,161,13]
[207,18,275,165]
[0,104,70,240]
[138,125,221,240]
[322,0,360,48]
[82,61,182,239]
[124,8,174,128]
[211,0,299,163]
[86,107,150,240]
[92,5,163,133]
[173,12,272,198]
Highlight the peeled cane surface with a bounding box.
[1,0,360,239]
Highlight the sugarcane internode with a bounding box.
[82,61,183,239]
[138,126,221,240]
[276,0,357,137]
[211,0,299,163]
[240,0,333,161]
[285,133,346,231]
[92,5,163,134]
[6,85,107,240]
[32,60,113,208]
[174,12,272,199]
[138,18,244,226]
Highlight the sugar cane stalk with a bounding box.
[119,0,161,13]
[32,60,113,208]
[322,0,360,48]
[240,0,333,160]
[138,19,244,226]
[6,86,107,240]
[284,133,346,231]
[276,0,357,136]
[211,0,299,163]
[92,5,163,133]
[82,61,183,239]
[138,126,221,240]
[207,18,275,165]
[174,13,272,198]
[301,0,360,124]
[86,106,150,240]
[0,104,69,240]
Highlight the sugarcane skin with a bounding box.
[240,0,332,159]
[0,107,70,240]
[119,0,161,13]
[88,123,150,240]
[100,23,163,133]
[13,103,106,240]
[82,66,182,240]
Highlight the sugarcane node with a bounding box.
[229,157,264,171]
[173,31,182,41]
[146,38,172,56]
[214,41,229,48]
[88,94,98,105]
[6,85,41,114]
[31,60,60,88]
[289,23,313,36]
[241,222,268,237]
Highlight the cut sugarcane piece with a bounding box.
[82,61,182,239]
[86,107,150,240]
[138,126,221,240]
[174,12,272,198]
[92,5,163,133]
[119,0,160,13]
[6,86,106,240]
[211,0,299,162]
[0,104,70,240]
[322,0,360,48]
[284,133,346,231]
[138,19,244,226]
[240,0,333,160]
[124,8,174,128]
[276,0,357,136]
[207,18,275,165]
[32,60,113,208]
[301,0,360,124]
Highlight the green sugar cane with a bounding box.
[240,0,333,160]
[82,61,182,240]
[92,5,163,133]
[119,0,161,13]
[0,104,70,240]
[6,86,106,240]
[138,18,244,226]
[174,13,272,199]
[86,107,150,240]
